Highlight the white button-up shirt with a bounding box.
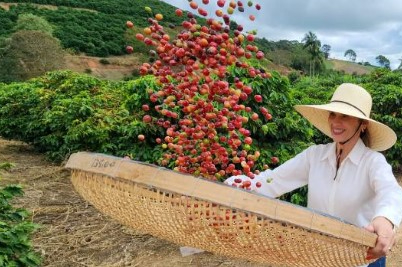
[255,139,402,228]
[246,139,402,267]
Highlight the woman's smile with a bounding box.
[331,127,345,136]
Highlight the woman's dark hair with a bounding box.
[360,120,370,147]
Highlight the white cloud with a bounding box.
[162,0,402,69]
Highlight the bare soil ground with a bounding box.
[0,138,400,267]
[62,55,374,81]
[64,55,143,81]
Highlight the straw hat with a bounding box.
[294,83,396,151]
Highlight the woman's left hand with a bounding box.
[365,216,396,260]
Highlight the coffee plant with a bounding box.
[0,164,41,267]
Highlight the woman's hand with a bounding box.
[365,216,396,260]
[224,175,257,191]
[223,171,275,198]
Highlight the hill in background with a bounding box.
[326,58,375,75]
[0,0,375,80]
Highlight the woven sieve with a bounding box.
[65,152,384,267]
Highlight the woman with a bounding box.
[225,83,402,267]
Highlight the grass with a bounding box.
[327,58,375,75]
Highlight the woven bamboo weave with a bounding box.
[65,152,385,267]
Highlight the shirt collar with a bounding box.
[347,139,367,165]
[321,139,367,166]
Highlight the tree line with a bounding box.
[300,31,397,78]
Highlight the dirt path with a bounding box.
[0,2,97,12]
[0,138,400,266]
[64,55,142,81]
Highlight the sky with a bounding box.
[162,0,402,69]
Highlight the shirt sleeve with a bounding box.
[369,153,402,227]
[252,146,312,198]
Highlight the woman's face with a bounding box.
[328,112,363,144]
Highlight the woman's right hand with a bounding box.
[223,169,275,198]
[224,174,261,191]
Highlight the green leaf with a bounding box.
[0,162,14,171]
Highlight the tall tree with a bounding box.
[0,30,65,82]
[321,44,331,59]
[0,37,16,82]
[344,49,357,62]
[0,14,65,82]
[302,31,323,76]
[376,55,391,69]
[397,58,402,70]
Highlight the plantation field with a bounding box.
[1,137,402,266]
[0,0,377,83]
[0,1,97,12]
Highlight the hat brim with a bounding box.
[294,104,396,151]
